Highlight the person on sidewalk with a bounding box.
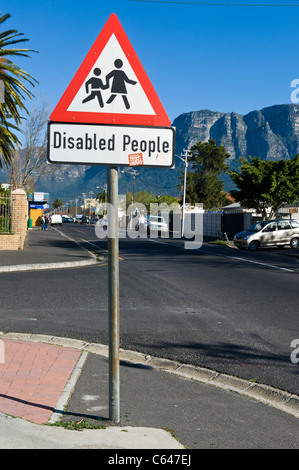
[41,215,46,230]
[44,214,49,230]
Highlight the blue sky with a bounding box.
[2,0,299,124]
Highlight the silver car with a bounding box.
[233,219,299,251]
[147,216,168,235]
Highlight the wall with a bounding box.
[0,189,28,250]
[184,212,252,240]
[203,213,222,238]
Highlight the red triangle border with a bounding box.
[50,14,171,127]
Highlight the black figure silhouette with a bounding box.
[105,59,137,109]
[82,68,108,108]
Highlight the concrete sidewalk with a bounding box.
[0,226,100,272]
[0,227,298,449]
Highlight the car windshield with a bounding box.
[247,221,270,232]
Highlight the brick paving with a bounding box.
[0,339,81,424]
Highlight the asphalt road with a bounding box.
[0,223,298,395]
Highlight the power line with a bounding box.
[129,0,299,6]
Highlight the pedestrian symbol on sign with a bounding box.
[105,59,137,109]
[82,68,108,108]
[82,59,137,110]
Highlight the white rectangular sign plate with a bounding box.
[47,122,175,168]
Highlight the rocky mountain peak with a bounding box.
[1,104,299,198]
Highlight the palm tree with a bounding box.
[52,198,64,211]
[0,13,37,168]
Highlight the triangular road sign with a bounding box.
[50,14,171,127]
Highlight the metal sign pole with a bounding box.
[107,166,120,423]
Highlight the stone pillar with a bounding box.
[11,189,28,249]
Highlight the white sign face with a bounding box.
[67,34,155,117]
[34,192,44,202]
[47,122,175,168]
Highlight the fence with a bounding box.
[0,189,28,250]
[221,212,252,239]
[0,194,12,234]
[182,212,254,240]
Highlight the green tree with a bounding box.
[125,189,156,212]
[180,139,230,209]
[125,190,179,213]
[229,156,299,220]
[96,190,106,204]
[0,13,37,168]
[52,198,64,211]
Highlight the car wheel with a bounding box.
[290,237,299,249]
[249,241,259,251]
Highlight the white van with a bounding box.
[50,214,62,226]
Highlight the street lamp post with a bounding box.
[176,149,191,238]
[82,193,86,216]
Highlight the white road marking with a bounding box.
[148,238,295,273]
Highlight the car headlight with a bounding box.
[243,235,250,240]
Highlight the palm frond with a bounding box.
[0,121,21,167]
[0,12,38,167]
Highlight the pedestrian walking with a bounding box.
[44,214,49,230]
[41,214,47,230]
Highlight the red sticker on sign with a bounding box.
[128,153,144,166]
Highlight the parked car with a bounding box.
[233,219,299,251]
[146,215,168,235]
[62,215,73,223]
[50,214,62,226]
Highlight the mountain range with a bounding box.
[1,103,299,203]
